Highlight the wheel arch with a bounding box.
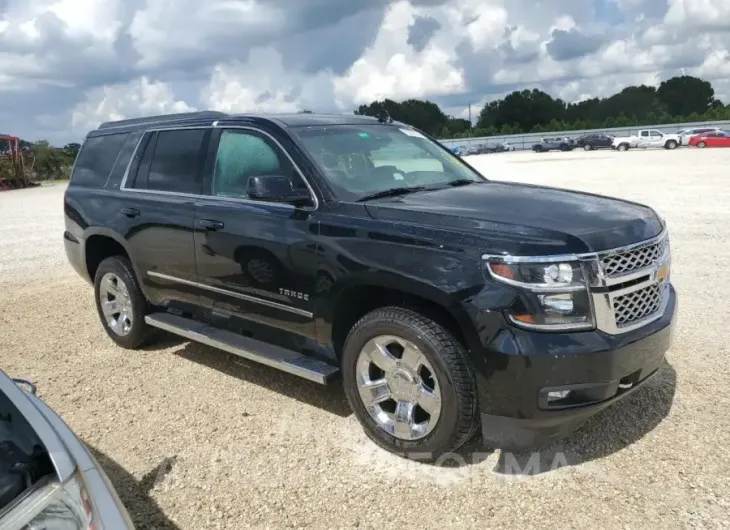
[81,227,136,283]
[327,279,480,363]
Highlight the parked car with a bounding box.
[612,129,681,151]
[532,136,575,152]
[64,111,676,459]
[688,131,730,148]
[575,133,614,151]
[449,145,468,156]
[676,127,723,146]
[0,370,133,528]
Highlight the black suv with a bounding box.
[64,111,676,459]
[575,133,615,151]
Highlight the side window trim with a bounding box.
[119,126,209,198]
[202,125,319,210]
[118,124,319,210]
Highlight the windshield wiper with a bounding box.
[356,186,428,202]
[446,179,482,187]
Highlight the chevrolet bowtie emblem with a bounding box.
[656,262,670,283]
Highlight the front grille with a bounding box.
[612,283,664,327]
[601,236,668,277]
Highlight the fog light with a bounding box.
[547,390,571,402]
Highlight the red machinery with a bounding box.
[0,134,34,190]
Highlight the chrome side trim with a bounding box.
[211,125,320,211]
[147,271,314,318]
[118,125,320,211]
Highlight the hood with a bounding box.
[364,181,663,254]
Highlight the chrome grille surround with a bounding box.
[612,282,663,328]
[586,229,671,334]
[481,228,672,335]
[600,234,669,278]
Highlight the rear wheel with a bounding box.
[94,256,154,349]
[342,307,479,460]
[583,144,592,151]
[697,141,707,148]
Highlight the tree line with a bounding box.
[2,75,727,182]
[355,75,729,139]
[0,139,80,182]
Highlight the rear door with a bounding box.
[121,127,210,307]
[637,130,651,147]
[193,126,320,350]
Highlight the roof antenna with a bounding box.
[377,109,393,124]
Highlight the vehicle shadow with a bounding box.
[88,445,180,529]
[491,361,677,476]
[167,340,352,418]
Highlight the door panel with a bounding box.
[193,127,320,350]
[121,128,209,307]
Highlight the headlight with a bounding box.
[484,257,595,331]
[14,472,96,530]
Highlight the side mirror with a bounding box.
[247,175,311,206]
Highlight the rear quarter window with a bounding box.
[70,133,129,187]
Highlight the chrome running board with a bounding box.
[145,312,339,384]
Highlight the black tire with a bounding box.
[583,144,592,151]
[665,140,677,150]
[341,306,479,460]
[617,143,630,152]
[697,141,707,149]
[94,256,154,349]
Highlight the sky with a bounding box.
[1,0,730,144]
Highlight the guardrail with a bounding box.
[438,120,730,151]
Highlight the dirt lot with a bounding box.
[1,148,729,529]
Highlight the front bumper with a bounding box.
[474,284,677,451]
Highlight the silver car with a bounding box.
[0,370,133,529]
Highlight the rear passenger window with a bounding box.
[106,131,144,186]
[71,133,129,187]
[144,129,207,194]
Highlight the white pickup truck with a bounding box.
[612,129,681,151]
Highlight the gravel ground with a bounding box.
[1,148,729,529]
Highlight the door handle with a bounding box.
[121,208,140,218]
[198,219,224,231]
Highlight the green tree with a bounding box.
[657,76,715,117]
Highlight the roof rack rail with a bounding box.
[97,110,228,130]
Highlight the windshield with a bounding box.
[290,124,486,201]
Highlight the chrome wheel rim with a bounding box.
[356,335,442,440]
[100,273,133,336]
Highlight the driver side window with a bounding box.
[212,129,305,199]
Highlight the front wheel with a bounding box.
[617,143,629,152]
[342,307,479,460]
[94,256,154,349]
[697,141,707,148]
[583,144,592,151]
[665,140,677,149]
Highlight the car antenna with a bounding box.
[377,109,393,124]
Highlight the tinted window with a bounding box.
[106,131,144,186]
[211,129,305,199]
[71,133,129,187]
[146,129,206,194]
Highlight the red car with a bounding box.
[688,131,730,148]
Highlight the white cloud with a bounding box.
[1,0,729,142]
[203,47,336,113]
[71,77,194,134]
